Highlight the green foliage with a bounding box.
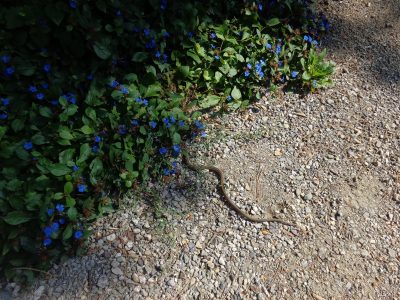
[0,0,334,281]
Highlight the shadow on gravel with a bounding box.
[322,2,400,88]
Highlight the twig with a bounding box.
[12,267,50,276]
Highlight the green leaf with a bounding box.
[93,39,112,60]
[39,106,53,118]
[90,157,103,176]
[66,196,76,207]
[266,18,280,27]
[85,107,96,120]
[132,52,148,62]
[177,66,190,78]
[199,95,220,108]
[3,211,32,225]
[11,119,25,132]
[187,50,201,64]
[231,86,242,100]
[49,163,71,177]
[80,125,93,135]
[172,132,181,144]
[78,143,90,163]
[215,71,223,82]
[32,133,46,145]
[144,84,162,97]
[67,207,77,221]
[64,182,73,194]
[302,71,311,81]
[59,127,74,140]
[62,224,73,240]
[0,126,6,140]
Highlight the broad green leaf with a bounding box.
[49,164,71,177]
[78,143,90,163]
[215,71,223,82]
[231,86,242,100]
[93,40,112,60]
[177,66,190,78]
[64,182,73,194]
[266,18,280,27]
[62,224,73,240]
[3,211,32,225]
[59,128,74,140]
[132,52,148,62]
[200,95,220,108]
[67,207,78,221]
[80,125,93,135]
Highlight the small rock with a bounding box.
[33,286,45,300]
[167,278,176,287]
[107,234,116,242]
[360,249,369,258]
[304,193,313,201]
[111,267,124,276]
[388,249,396,258]
[274,148,283,156]
[97,276,109,289]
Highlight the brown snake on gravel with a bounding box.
[183,153,296,227]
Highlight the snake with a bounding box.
[182,153,296,227]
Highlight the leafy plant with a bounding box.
[0,0,333,281]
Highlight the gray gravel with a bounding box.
[4,0,400,299]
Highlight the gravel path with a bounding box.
[3,0,399,299]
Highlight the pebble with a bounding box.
[112,267,124,276]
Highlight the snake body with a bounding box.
[183,154,296,227]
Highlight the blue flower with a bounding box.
[172,144,181,154]
[163,53,168,63]
[312,80,317,87]
[159,147,167,155]
[210,44,216,50]
[162,31,170,38]
[163,117,171,128]
[43,226,52,237]
[1,98,9,106]
[135,97,143,104]
[160,0,167,10]
[312,40,318,46]
[144,28,150,37]
[143,99,148,106]
[36,93,45,100]
[155,51,161,58]
[58,218,66,225]
[56,204,64,212]
[47,208,54,216]
[210,32,217,39]
[266,43,272,49]
[87,73,93,81]
[244,70,250,77]
[187,31,193,38]
[91,145,99,153]
[94,136,102,143]
[72,165,79,172]
[115,10,122,17]
[1,55,10,64]
[77,184,87,193]
[275,45,282,55]
[69,0,77,9]
[145,39,156,49]
[214,55,220,60]
[291,71,299,78]
[178,120,185,127]
[23,141,33,151]
[201,131,207,138]
[194,120,204,130]
[169,116,176,123]
[278,61,283,67]
[118,125,127,135]
[247,63,252,69]
[67,93,76,104]
[28,85,38,93]
[120,86,129,95]
[50,222,59,232]
[0,113,7,120]
[74,230,83,239]
[162,168,170,176]
[280,75,286,83]
[304,35,310,42]
[4,66,15,76]
[258,3,263,11]
[131,119,139,126]
[43,63,51,73]
[227,95,232,102]
[110,80,119,88]
[41,83,49,89]
[149,121,157,129]
[43,238,52,247]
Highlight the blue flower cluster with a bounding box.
[304,35,318,46]
[77,183,87,193]
[163,116,177,128]
[0,97,10,120]
[160,0,167,11]
[135,97,149,106]
[2,54,14,77]
[255,60,266,78]
[162,161,178,176]
[42,202,68,247]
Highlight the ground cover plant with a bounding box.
[0,0,334,281]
